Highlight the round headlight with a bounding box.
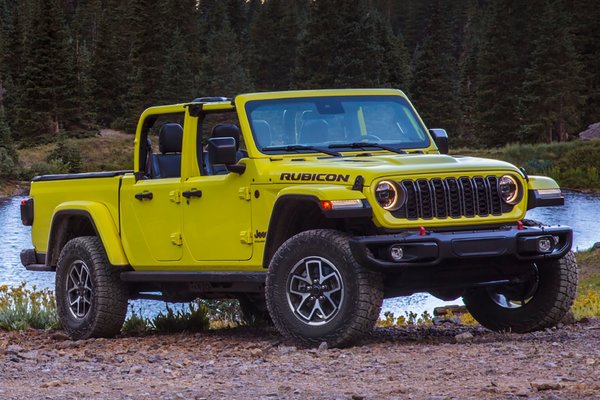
[498,175,519,204]
[375,180,403,211]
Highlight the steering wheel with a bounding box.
[350,134,382,142]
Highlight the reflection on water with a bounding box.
[527,191,600,251]
[1,191,599,318]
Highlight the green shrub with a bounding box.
[151,303,210,332]
[0,148,16,179]
[0,283,59,331]
[122,307,152,334]
[458,141,600,190]
[24,159,70,178]
[46,138,82,173]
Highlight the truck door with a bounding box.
[121,175,183,263]
[181,174,253,261]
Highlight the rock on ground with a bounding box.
[2,320,600,399]
[579,122,600,140]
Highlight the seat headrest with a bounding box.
[300,119,329,144]
[211,123,240,149]
[253,120,272,147]
[158,123,183,154]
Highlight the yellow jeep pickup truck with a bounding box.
[20,89,576,346]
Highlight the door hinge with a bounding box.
[238,187,252,201]
[169,190,181,204]
[170,232,183,246]
[240,230,253,244]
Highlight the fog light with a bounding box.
[537,237,553,253]
[389,245,404,261]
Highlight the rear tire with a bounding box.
[266,229,383,347]
[55,236,129,339]
[463,251,578,332]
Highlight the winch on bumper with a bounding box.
[349,224,573,271]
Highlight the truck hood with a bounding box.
[268,153,522,185]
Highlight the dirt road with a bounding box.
[2,319,600,400]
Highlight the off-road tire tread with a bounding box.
[463,251,578,333]
[266,229,383,347]
[56,236,128,339]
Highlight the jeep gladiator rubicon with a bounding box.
[20,89,577,346]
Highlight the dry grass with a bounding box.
[17,129,133,172]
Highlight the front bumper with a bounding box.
[349,224,572,271]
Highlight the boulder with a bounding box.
[578,122,600,140]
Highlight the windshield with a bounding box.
[246,96,430,154]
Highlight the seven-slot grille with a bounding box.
[391,176,513,220]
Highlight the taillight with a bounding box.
[20,198,34,226]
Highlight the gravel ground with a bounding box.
[2,319,600,400]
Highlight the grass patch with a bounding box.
[452,141,600,190]
[16,130,133,179]
[0,283,59,330]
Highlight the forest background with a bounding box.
[0,0,599,187]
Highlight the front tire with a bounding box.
[55,236,129,339]
[463,251,578,332]
[266,229,383,347]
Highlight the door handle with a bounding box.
[182,189,202,199]
[134,191,153,201]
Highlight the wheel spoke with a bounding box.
[306,301,321,321]
[286,256,345,326]
[305,260,321,282]
[320,272,337,284]
[323,292,338,310]
[70,296,80,307]
[66,260,94,319]
[69,269,79,286]
[290,275,310,293]
[295,293,310,311]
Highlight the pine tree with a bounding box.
[377,19,412,92]
[571,0,600,126]
[197,2,253,96]
[474,0,522,146]
[0,109,17,163]
[121,0,165,129]
[159,27,196,103]
[249,0,300,91]
[0,1,25,129]
[90,3,128,127]
[519,0,585,143]
[294,0,392,89]
[410,0,459,133]
[293,0,343,89]
[455,0,481,146]
[330,2,387,88]
[14,0,79,139]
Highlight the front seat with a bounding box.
[206,123,246,175]
[299,119,329,144]
[150,123,183,179]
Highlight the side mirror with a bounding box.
[208,137,237,165]
[207,137,245,174]
[429,129,448,155]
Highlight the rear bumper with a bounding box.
[349,224,572,271]
[20,249,52,271]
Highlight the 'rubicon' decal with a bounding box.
[280,173,350,182]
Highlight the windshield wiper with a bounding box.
[262,145,341,157]
[328,142,407,154]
